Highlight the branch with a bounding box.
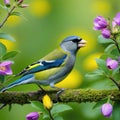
[112,36,120,54]
[0,89,120,105]
[0,5,16,28]
[0,0,22,28]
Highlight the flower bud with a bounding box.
[4,0,10,7]
[106,58,118,70]
[42,94,53,110]
[101,103,113,117]
[18,0,23,4]
[101,28,111,39]
[19,4,29,8]
[93,16,108,30]
[26,112,39,120]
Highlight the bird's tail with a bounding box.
[0,81,18,92]
[0,74,34,92]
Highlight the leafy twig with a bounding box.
[108,76,120,90]
[0,5,16,28]
[112,35,120,54]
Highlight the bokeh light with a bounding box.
[78,30,96,55]
[0,39,16,50]
[56,69,83,88]
[29,0,51,17]
[92,0,111,15]
[83,52,102,71]
[6,15,21,26]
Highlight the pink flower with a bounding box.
[0,61,13,75]
[26,112,39,120]
[112,21,117,27]
[101,103,113,118]
[113,12,120,26]
[106,58,118,70]
[93,16,108,30]
[4,0,10,6]
[101,28,111,39]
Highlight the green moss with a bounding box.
[0,89,120,105]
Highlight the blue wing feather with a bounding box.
[21,54,67,76]
[0,74,34,92]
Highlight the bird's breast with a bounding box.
[34,54,76,85]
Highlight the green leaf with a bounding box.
[31,101,48,115]
[10,11,27,21]
[92,98,107,109]
[51,103,72,115]
[113,102,120,120]
[54,115,64,120]
[0,42,7,57]
[0,4,8,10]
[104,44,115,53]
[0,4,4,9]
[42,114,49,119]
[98,35,113,44]
[85,69,105,80]
[111,49,119,56]
[0,75,5,83]
[2,51,19,60]
[31,101,45,111]
[112,67,119,77]
[9,104,12,111]
[0,33,16,42]
[11,11,22,16]
[95,58,109,74]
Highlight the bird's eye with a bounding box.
[72,39,78,43]
[72,38,82,43]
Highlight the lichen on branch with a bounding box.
[0,89,120,105]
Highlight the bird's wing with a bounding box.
[16,52,67,76]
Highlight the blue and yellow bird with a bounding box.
[0,36,86,92]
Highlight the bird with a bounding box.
[0,36,86,92]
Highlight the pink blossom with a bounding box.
[4,0,10,6]
[101,28,111,39]
[113,12,120,26]
[106,58,118,70]
[26,112,39,120]
[0,61,13,75]
[101,103,113,118]
[93,16,108,30]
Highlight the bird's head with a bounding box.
[60,36,86,54]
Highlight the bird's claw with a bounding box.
[56,88,65,101]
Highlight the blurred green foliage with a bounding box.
[0,0,120,119]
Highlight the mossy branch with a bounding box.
[0,89,120,105]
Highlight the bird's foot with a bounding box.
[37,84,46,93]
[56,88,66,101]
[0,103,7,110]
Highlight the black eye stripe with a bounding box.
[72,38,82,43]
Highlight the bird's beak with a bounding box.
[78,39,87,48]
